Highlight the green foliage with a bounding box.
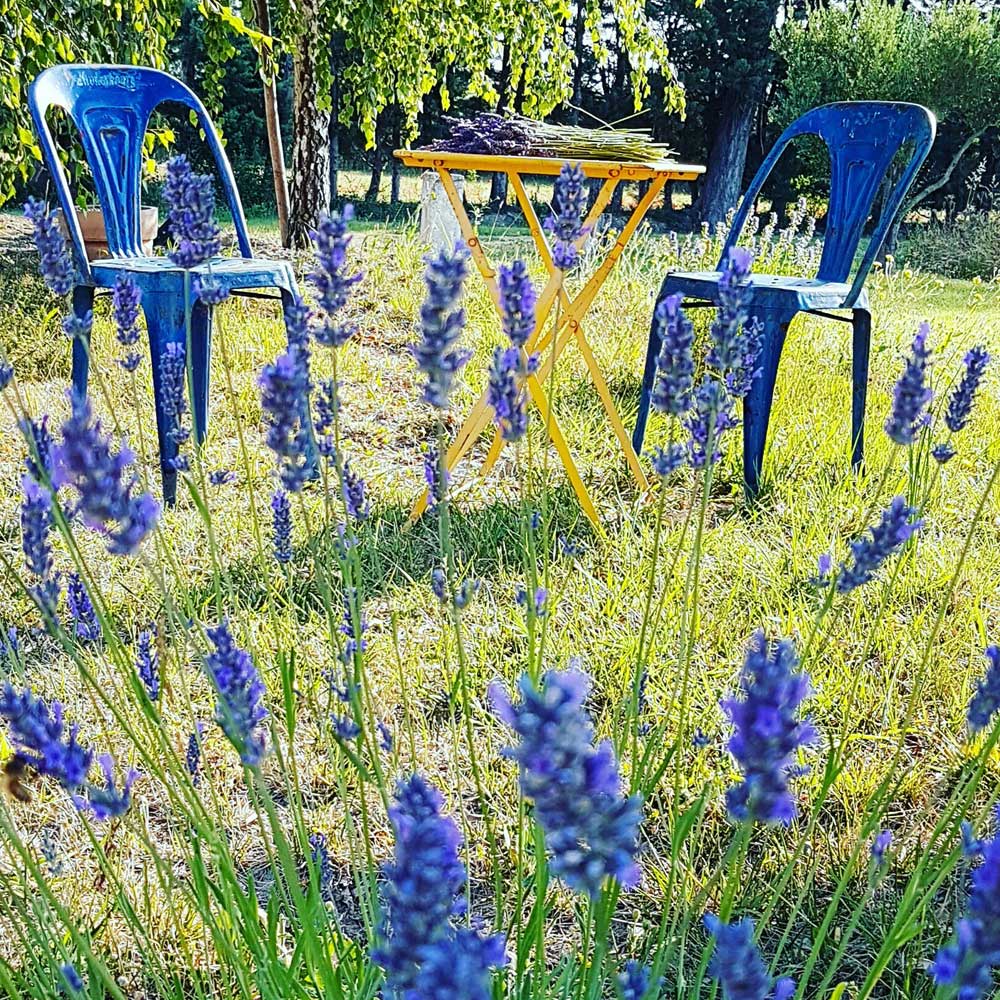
[0,0,184,204]
[903,215,1000,281]
[775,1,1000,205]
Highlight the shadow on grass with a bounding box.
[177,483,597,622]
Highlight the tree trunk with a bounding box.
[390,111,402,205]
[488,44,512,211]
[329,33,342,204]
[288,0,331,248]
[569,0,586,124]
[696,88,757,226]
[252,0,290,247]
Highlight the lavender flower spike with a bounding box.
[259,346,312,492]
[708,248,760,398]
[498,259,536,348]
[545,163,587,271]
[930,811,1000,1000]
[74,754,138,820]
[371,774,467,995]
[24,197,74,296]
[0,684,92,791]
[946,345,990,433]
[618,961,662,1000]
[651,293,695,416]
[66,573,100,644]
[722,631,817,825]
[967,645,1000,734]
[410,927,507,1000]
[490,668,643,897]
[162,155,221,269]
[885,322,933,445]
[20,475,59,616]
[704,914,795,1000]
[136,628,160,700]
[204,621,268,767]
[309,206,363,347]
[412,244,472,409]
[686,376,739,469]
[487,347,537,443]
[835,496,922,593]
[271,489,292,564]
[112,274,143,371]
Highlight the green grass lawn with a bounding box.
[1,214,1000,997]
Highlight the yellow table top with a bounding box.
[394,148,705,181]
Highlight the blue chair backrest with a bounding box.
[720,102,936,307]
[28,64,253,276]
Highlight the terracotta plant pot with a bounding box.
[59,206,159,260]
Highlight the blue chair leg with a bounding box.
[189,300,213,446]
[142,293,212,504]
[742,311,792,499]
[632,302,661,455]
[70,285,95,398]
[851,308,871,471]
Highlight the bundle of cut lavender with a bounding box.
[424,113,675,163]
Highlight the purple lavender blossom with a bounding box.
[650,444,686,479]
[162,156,221,269]
[545,163,587,271]
[708,248,760,398]
[112,274,142,370]
[930,812,1000,999]
[424,444,450,509]
[885,323,933,445]
[309,206,363,347]
[490,668,643,897]
[309,831,335,900]
[24,197,74,296]
[704,914,795,1000]
[333,716,361,741]
[186,725,203,785]
[60,963,84,995]
[20,476,59,616]
[871,829,893,866]
[722,631,817,825]
[409,926,507,1000]
[61,311,93,344]
[51,393,160,554]
[932,443,956,464]
[0,684,92,790]
[339,587,368,664]
[946,345,990,433]
[342,460,370,521]
[371,774,468,995]
[835,496,922,593]
[259,346,312,492]
[967,645,1000,734]
[498,259,536,348]
[516,586,548,618]
[136,628,159,700]
[21,415,53,482]
[651,293,695,416]
[618,960,661,1000]
[74,754,138,820]
[193,273,230,305]
[686,377,739,469]
[313,378,340,457]
[209,469,236,486]
[66,573,100,643]
[0,358,12,391]
[412,245,472,408]
[271,489,292,564]
[159,343,190,471]
[487,346,537,442]
[204,621,268,767]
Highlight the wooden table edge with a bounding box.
[393,148,705,181]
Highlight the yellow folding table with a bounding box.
[394,149,705,526]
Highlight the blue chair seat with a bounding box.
[632,101,936,498]
[90,255,296,294]
[659,271,869,315]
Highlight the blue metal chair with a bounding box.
[633,101,936,497]
[28,64,302,504]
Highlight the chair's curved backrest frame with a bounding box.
[720,101,936,308]
[28,64,253,280]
